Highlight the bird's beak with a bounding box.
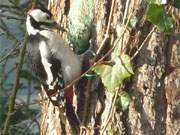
[41,19,66,32]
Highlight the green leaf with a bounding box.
[107,127,113,135]
[116,91,132,111]
[145,4,173,33]
[174,0,180,9]
[93,54,133,92]
[68,0,94,54]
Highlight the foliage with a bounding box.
[116,91,132,111]
[1,0,179,134]
[145,2,173,33]
[93,54,133,92]
[173,0,180,9]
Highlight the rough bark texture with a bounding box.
[40,0,180,134]
[126,30,167,135]
[40,90,68,135]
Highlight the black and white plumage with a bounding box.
[26,9,81,87]
[26,7,81,109]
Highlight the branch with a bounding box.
[175,124,180,135]
[32,2,133,118]
[3,33,27,135]
[0,44,21,63]
[0,4,19,9]
[100,89,119,134]
[95,0,116,57]
[0,13,25,21]
[39,0,134,104]
[80,0,117,128]
[131,26,155,60]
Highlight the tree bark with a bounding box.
[40,0,180,134]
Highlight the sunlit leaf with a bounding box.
[93,54,133,92]
[107,127,113,135]
[145,4,173,33]
[116,91,132,111]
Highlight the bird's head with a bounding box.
[26,7,59,35]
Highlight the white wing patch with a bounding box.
[39,41,54,86]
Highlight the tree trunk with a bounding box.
[40,0,180,134]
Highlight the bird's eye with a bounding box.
[47,15,51,19]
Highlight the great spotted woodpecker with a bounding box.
[26,7,81,126]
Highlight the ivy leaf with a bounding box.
[68,0,94,54]
[174,0,180,9]
[145,4,173,33]
[107,127,113,135]
[93,54,133,92]
[116,91,132,111]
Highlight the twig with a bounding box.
[0,14,25,20]
[0,44,21,63]
[79,0,117,128]
[2,67,16,83]
[93,10,133,65]
[0,18,19,42]
[18,0,132,109]
[3,33,27,135]
[23,114,40,133]
[38,1,133,104]
[120,0,131,52]
[5,4,134,125]
[100,1,134,133]
[96,0,116,56]
[131,26,155,60]
[100,89,119,134]
[0,4,19,9]
[174,125,180,135]
[122,0,130,25]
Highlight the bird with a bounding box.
[25,6,81,130]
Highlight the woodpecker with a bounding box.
[26,7,81,127]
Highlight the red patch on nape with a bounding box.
[27,9,33,15]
